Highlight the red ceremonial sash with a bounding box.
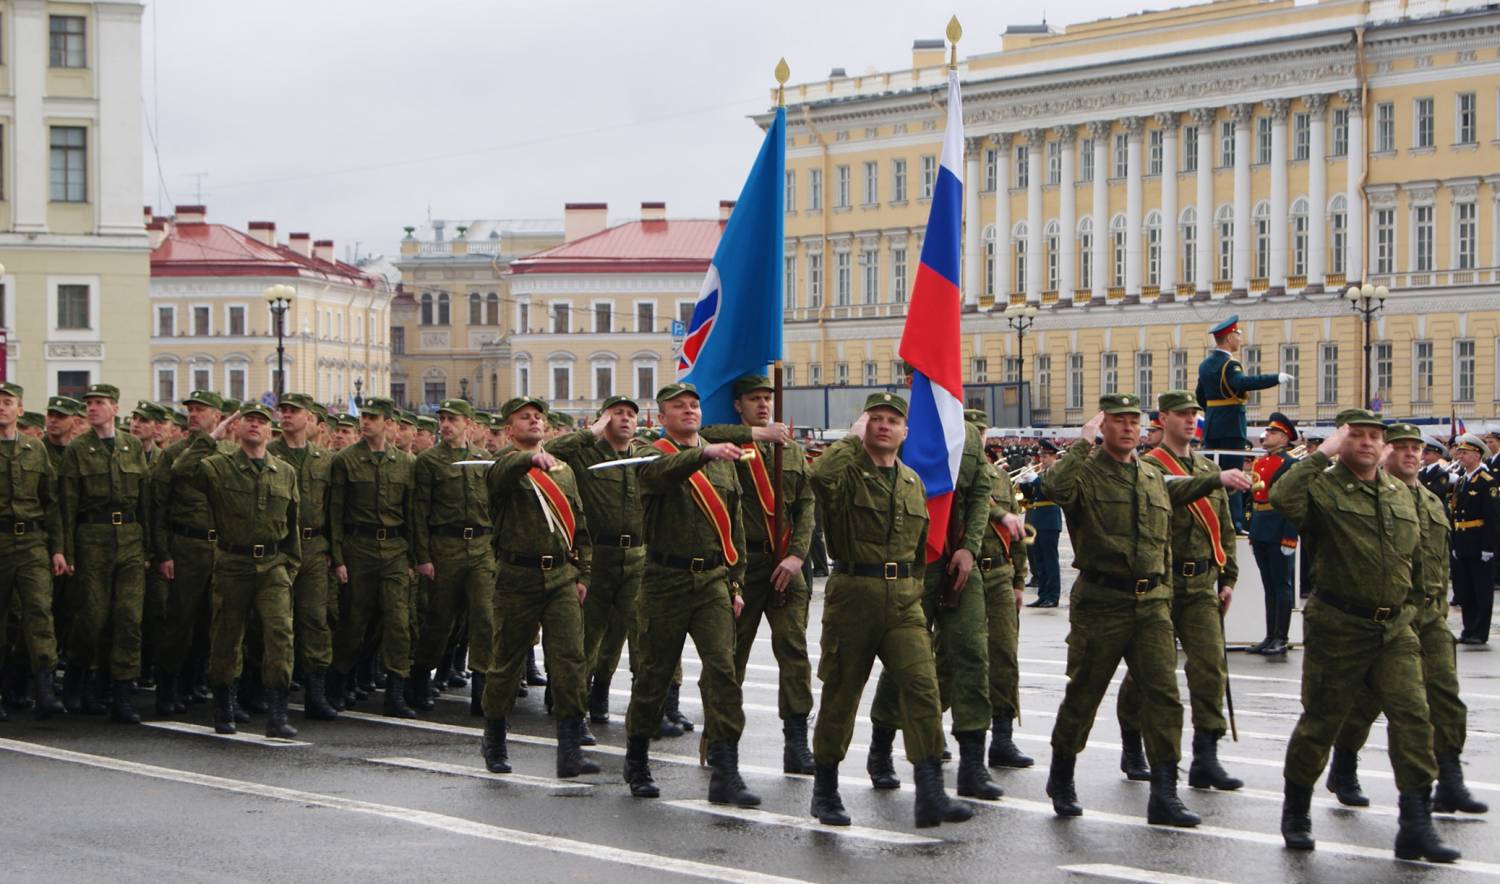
[989,520,1013,556]
[653,437,740,566]
[528,467,577,548]
[745,443,792,557]
[1143,448,1227,569]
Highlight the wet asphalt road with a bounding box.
[1,535,1496,884]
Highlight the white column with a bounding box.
[1193,107,1216,298]
[1026,128,1045,305]
[1056,125,1078,305]
[1267,98,1290,296]
[96,2,147,237]
[1231,103,1253,296]
[1125,116,1144,300]
[994,134,1013,303]
[11,0,48,233]
[1157,112,1179,298]
[1341,89,1365,284]
[1089,121,1111,304]
[1305,94,1329,293]
[963,136,984,310]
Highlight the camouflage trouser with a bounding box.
[582,545,644,681]
[0,540,59,672]
[1051,577,1183,765]
[413,535,495,674]
[1118,577,1229,735]
[156,535,216,676]
[734,554,813,720]
[481,561,585,721]
[332,535,412,676]
[291,536,333,669]
[813,573,942,764]
[69,524,146,681]
[1335,597,1467,758]
[1284,596,1436,794]
[207,556,294,691]
[980,561,1021,722]
[870,564,990,734]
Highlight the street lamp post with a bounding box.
[458,376,469,402]
[0,261,7,382]
[263,284,294,402]
[353,376,364,407]
[1004,303,1039,418]
[1345,283,1389,410]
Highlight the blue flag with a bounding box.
[678,107,785,424]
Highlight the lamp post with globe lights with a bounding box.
[264,283,295,402]
[1345,283,1389,410]
[1004,302,1040,418]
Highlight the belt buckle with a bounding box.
[207,529,218,542]
[1374,606,1393,622]
[884,562,899,580]
[302,528,315,540]
[978,557,993,572]
[690,556,706,573]
[110,512,123,526]
[463,527,474,540]
[375,527,389,541]
[1182,562,1197,578]
[1134,578,1151,595]
[540,555,554,571]
[619,534,632,548]
[252,544,266,559]
[12,521,24,536]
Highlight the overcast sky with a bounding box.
[143,0,1157,261]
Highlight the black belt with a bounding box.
[173,525,217,542]
[80,511,137,526]
[299,527,325,541]
[1175,559,1211,578]
[499,551,569,571]
[217,539,287,559]
[0,519,41,536]
[832,561,915,580]
[432,525,492,539]
[344,524,404,540]
[612,533,643,549]
[1314,589,1398,623]
[648,550,724,572]
[1081,570,1163,595]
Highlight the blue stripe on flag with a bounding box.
[917,166,963,288]
[904,372,956,499]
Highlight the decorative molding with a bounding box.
[1303,93,1329,116]
[965,136,988,155]
[1052,124,1077,144]
[993,132,1015,149]
[1153,111,1179,130]
[1228,102,1253,124]
[1124,115,1146,138]
[1338,88,1362,112]
[1086,120,1113,139]
[1190,107,1218,126]
[1025,127,1048,147]
[46,342,103,360]
[1265,97,1291,120]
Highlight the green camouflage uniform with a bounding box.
[267,436,335,670]
[978,462,1028,724]
[0,434,64,673]
[412,438,496,676]
[329,439,416,677]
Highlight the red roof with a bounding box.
[510,219,723,275]
[151,222,376,288]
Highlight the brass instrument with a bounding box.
[1022,523,1038,546]
[1008,462,1039,482]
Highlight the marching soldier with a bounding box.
[806,392,972,829]
[412,416,437,454]
[1272,409,1457,862]
[59,384,151,723]
[702,375,818,775]
[269,393,339,720]
[44,396,83,466]
[478,396,597,779]
[327,396,418,718]
[1023,439,1062,608]
[1448,434,1499,645]
[1196,314,1290,534]
[1418,441,1453,507]
[1043,394,1249,826]
[1115,391,1242,791]
[193,404,302,738]
[1327,423,1487,815]
[621,383,757,806]
[411,398,496,715]
[976,426,1032,769]
[1247,414,1300,655]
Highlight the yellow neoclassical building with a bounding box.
[771,0,1500,427]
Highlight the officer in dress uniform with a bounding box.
[1195,314,1290,534]
[1247,413,1300,655]
[1418,441,1453,510]
[1022,440,1063,608]
[1449,434,1500,644]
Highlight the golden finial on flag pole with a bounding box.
[947,16,962,69]
[775,57,790,108]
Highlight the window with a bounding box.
[861,247,879,304]
[516,300,529,332]
[783,256,796,310]
[891,247,908,304]
[1182,126,1199,172]
[784,170,796,212]
[192,366,211,393]
[1171,349,1189,391]
[1101,352,1119,395]
[862,161,878,205]
[1135,352,1154,403]
[920,155,936,199]
[863,361,878,386]
[636,301,655,333]
[1113,133,1127,179]
[984,149,997,192]
[469,293,484,326]
[835,251,851,306]
[808,168,822,211]
[891,361,906,385]
[1293,113,1310,161]
[1080,138,1094,182]
[1318,343,1338,405]
[551,365,571,401]
[1456,341,1476,403]
[191,305,210,336]
[594,364,613,400]
[590,302,610,333]
[635,363,655,400]
[1047,141,1061,184]
[1219,121,1235,167]
[57,371,89,400]
[1014,223,1028,293]
[227,305,246,336]
[1457,92,1477,144]
[1111,216,1126,287]
[1254,203,1270,279]
[1217,206,1234,282]
[1035,355,1051,407]
[1375,208,1395,274]
[1015,146,1029,188]
[49,127,87,202]
[485,293,499,325]
[1332,108,1349,156]
[1279,344,1300,405]
[808,253,823,308]
[1375,102,1395,152]
[156,366,175,403]
[1067,353,1084,409]
[835,362,848,385]
[1414,98,1434,148]
[423,379,446,404]
[971,357,988,384]
[391,327,404,355]
[892,158,907,202]
[156,306,174,337]
[1413,341,1434,402]
[1144,213,1160,286]
[1181,208,1197,283]
[417,293,433,326]
[1045,221,1060,291]
[1374,342,1393,402]
[1413,204,1434,272]
[1148,130,1163,176]
[835,165,850,208]
[1078,218,1092,290]
[678,301,694,329]
[551,302,570,334]
[516,365,529,398]
[227,364,247,402]
[1330,196,1347,275]
[436,293,450,325]
[1291,200,1308,277]
[809,363,822,386]
[1003,357,1022,384]
[1256,117,1272,164]
[1457,201,1477,270]
[1244,346,1264,406]
[49,16,86,68]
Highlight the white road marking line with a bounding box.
[368,757,595,792]
[143,721,310,747]
[1057,863,1232,883]
[1243,694,1500,739]
[0,738,810,884]
[661,799,942,846]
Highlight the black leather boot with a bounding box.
[212,684,237,734]
[407,669,434,711]
[1119,728,1151,781]
[706,741,760,806]
[324,668,347,712]
[624,734,658,797]
[383,672,417,718]
[240,667,268,713]
[1281,780,1315,850]
[481,717,510,773]
[810,761,851,826]
[988,715,1034,768]
[62,666,84,715]
[1188,730,1243,790]
[579,716,597,746]
[1395,789,1461,862]
[303,668,339,720]
[154,669,178,716]
[556,718,602,778]
[1146,764,1201,827]
[265,688,298,739]
[588,674,612,724]
[912,757,972,828]
[83,670,109,715]
[866,725,901,789]
[33,670,65,719]
[229,679,250,723]
[109,680,140,724]
[955,730,1003,800]
[782,714,815,775]
[658,711,684,738]
[525,648,548,686]
[1325,746,1369,806]
[1433,752,1488,814]
[469,672,485,717]
[1047,751,1082,816]
[664,682,693,732]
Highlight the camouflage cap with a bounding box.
[309,401,329,419]
[863,391,908,416]
[1383,422,1423,444]
[237,402,275,422]
[182,390,222,410]
[599,394,639,413]
[655,382,699,404]
[131,400,161,421]
[170,409,188,429]
[436,398,474,419]
[547,411,573,429]
[733,375,774,398]
[1099,392,1144,415]
[1454,433,1487,455]
[19,412,44,429]
[46,395,83,417]
[220,399,242,415]
[471,411,493,428]
[396,410,418,427]
[0,381,23,400]
[361,397,396,419]
[278,392,318,412]
[416,415,438,434]
[500,396,549,421]
[963,408,988,426]
[1156,390,1200,413]
[1334,407,1385,428]
[83,383,120,402]
[335,412,358,428]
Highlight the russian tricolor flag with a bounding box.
[898,68,966,563]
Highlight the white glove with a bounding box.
[1278,373,1295,384]
[1483,552,1494,563]
[1280,545,1295,557]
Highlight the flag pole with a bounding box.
[772,58,790,607]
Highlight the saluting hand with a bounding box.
[590,412,611,437]
[1319,424,1350,459]
[1218,469,1253,492]
[849,413,869,440]
[1080,411,1105,443]
[701,442,743,463]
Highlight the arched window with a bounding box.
[469,292,483,326]
[1144,210,1162,286]
[485,293,500,325]
[1290,198,1309,277]
[1253,201,1271,279]
[1109,214,1126,287]
[420,293,433,326]
[1077,217,1093,290]
[1329,194,1348,276]
[1216,205,1234,282]
[1012,222,1028,295]
[1180,207,1198,284]
[436,293,450,326]
[982,224,997,298]
[1044,220,1060,291]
